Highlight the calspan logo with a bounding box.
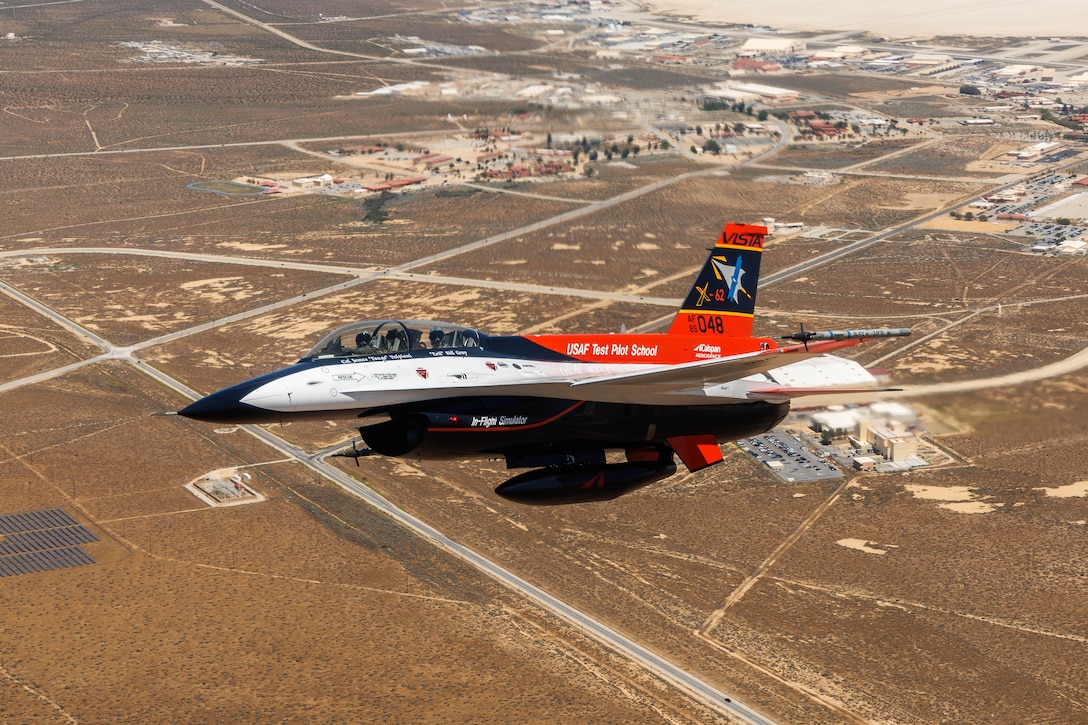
[710,255,750,303]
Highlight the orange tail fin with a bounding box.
[668,223,767,338]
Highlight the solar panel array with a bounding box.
[0,508,98,578]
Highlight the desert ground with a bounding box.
[2,1,1087,723]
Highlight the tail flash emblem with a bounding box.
[416,368,428,379]
[710,256,750,303]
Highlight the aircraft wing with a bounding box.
[569,339,865,400]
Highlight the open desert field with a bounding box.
[768,138,922,170]
[427,174,983,291]
[3,0,1087,722]
[0,287,101,384]
[1,363,724,724]
[338,366,1088,723]
[867,130,1022,178]
[0,254,347,346]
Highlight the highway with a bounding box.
[2,260,778,725]
[124,355,777,725]
[4,113,1086,724]
[3,2,1084,721]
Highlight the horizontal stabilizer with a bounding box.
[744,386,903,402]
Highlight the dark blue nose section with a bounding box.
[179,383,264,424]
[177,363,314,424]
[178,380,272,424]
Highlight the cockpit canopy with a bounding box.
[301,320,486,361]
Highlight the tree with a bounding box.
[361,191,392,224]
[695,125,703,136]
[758,109,769,121]
[959,84,982,95]
[702,139,722,154]
[546,132,552,149]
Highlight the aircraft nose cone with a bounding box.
[178,385,267,424]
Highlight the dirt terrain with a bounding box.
[0,363,727,724]
[0,288,101,384]
[0,256,346,346]
[2,0,1087,723]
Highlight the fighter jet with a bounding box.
[180,223,909,505]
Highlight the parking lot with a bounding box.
[738,430,844,483]
[986,172,1088,249]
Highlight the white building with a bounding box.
[724,81,800,102]
[908,53,952,65]
[739,38,805,56]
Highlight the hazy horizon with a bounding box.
[642,0,1088,38]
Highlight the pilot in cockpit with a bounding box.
[429,328,445,349]
[353,331,374,354]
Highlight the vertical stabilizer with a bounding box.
[668,223,767,337]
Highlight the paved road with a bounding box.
[133,357,777,725]
[4,4,1082,718]
[0,242,782,722]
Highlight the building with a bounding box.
[908,53,953,65]
[723,82,800,103]
[361,177,426,192]
[864,424,918,462]
[293,173,333,187]
[1006,141,1059,160]
[806,120,840,137]
[852,456,877,472]
[732,58,782,73]
[704,88,761,104]
[738,37,805,56]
